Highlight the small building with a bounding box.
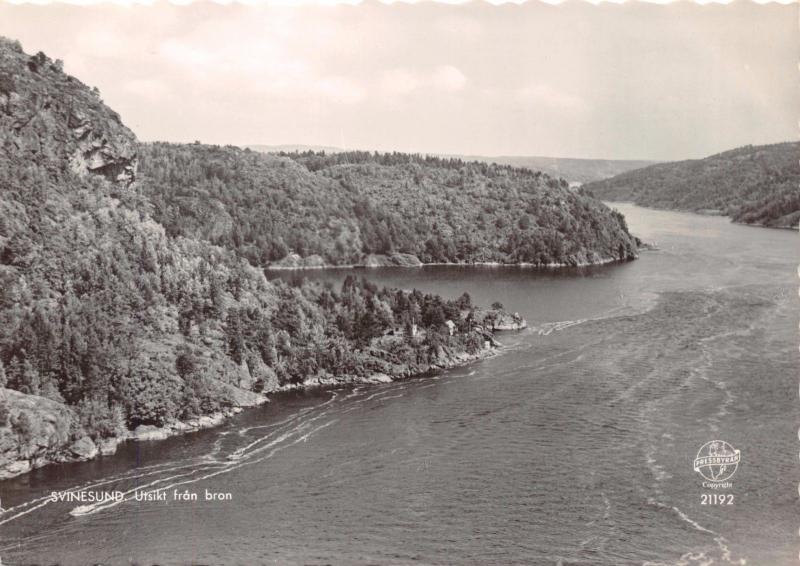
[384,323,419,338]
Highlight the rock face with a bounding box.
[97,437,122,456]
[269,253,328,269]
[245,356,280,393]
[363,253,423,268]
[133,425,171,442]
[0,37,137,188]
[473,308,528,332]
[0,388,77,480]
[491,312,528,331]
[69,436,98,460]
[269,252,424,269]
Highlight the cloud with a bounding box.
[314,76,366,104]
[380,65,467,97]
[123,78,171,101]
[432,65,467,92]
[75,28,129,58]
[380,68,421,96]
[155,33,365,104]
[159,39,212,68]
[434,15,483,38]
[515,83,587,112]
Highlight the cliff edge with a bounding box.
[0,37,137,188]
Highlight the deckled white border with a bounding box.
[0,0,796,5]
[0,0,797,556]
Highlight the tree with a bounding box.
[19,359,41,396]
[226,309,245,365]
[255,322,277,366]
[117,361,181,427]
[175,346,197,379]
[13,411,36,442]
[465,331,484,355]
[355,309,382,345]
[0,398,9,427]
[456,292,472,310]
[272,295,304,338]
[423,302,446,328]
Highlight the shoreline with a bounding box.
[606,201,799,231]
[731,220,799,231]
[0,342,503,481]
[275,344,500,393]
[265,256,631,271]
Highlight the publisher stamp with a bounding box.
[694,440,740,504]
[694,440,740,483]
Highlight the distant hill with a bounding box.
[455,155,658,185]
[583,142,800,229]
[247,144,342,154]
[248,145,657,185]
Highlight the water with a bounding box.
[0,204,797,565]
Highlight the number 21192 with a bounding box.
[701,494,733,505]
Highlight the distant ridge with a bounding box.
[450,155,659,185]
[583,141,800,230]
[247,144,343,154]
[247,145,658,185]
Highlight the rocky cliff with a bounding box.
[0,37,137,188]
[0,388,85,479]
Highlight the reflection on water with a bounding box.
[0,204,797,565]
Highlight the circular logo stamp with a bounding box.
[693,440,740,482]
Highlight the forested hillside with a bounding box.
[139,145,638,268]
[0,38,503,477]
[584,142,800,229]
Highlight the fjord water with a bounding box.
[1,204,796,565]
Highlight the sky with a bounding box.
[0,1,796,161]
